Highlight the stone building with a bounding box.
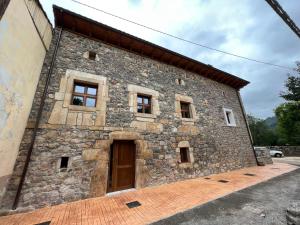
[1,6,257,210]
[0,0,52,203]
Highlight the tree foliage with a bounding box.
[247,115,278,146]
[280,71,300,101]
[275,102,300,145]
[275,62,300,145]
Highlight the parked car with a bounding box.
[269,149,284,158]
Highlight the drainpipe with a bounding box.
[12,27,63,210]
[237,91,259,166]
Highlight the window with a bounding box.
[226,111,231,123]
[72,82,98,107]
[223,108,236,126]
[180,148,189,163]
[180,102,191,118]
[176,78,184,85]
[60,157,69,169]
[88,51,96,60]
[137,94,152,114]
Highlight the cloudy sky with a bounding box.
[40,0,300,119]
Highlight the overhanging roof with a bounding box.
[53,5,249,89]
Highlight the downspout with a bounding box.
[12,27,63,210]
[237,91,259,166]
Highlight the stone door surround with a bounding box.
[85,131,152,197]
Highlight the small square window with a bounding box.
[180,148,189,163]
[180,102,191,118]
[60,157,69,169]
[72,82,98,107]
[223,108,236,126]
[88,51,96,60]
[137,94,152,114]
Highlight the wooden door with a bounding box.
[109,141,136,192]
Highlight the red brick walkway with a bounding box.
[0,163,297,225]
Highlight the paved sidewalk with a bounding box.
[153,167,300,225]
[0,163,297,225]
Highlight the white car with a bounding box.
[270,149,284,158]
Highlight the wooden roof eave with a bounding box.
[53,5,250,90]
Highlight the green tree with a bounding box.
[280,69,300,101]
[247,115,278,146]
[275,102,300,145]
[275,62,300,145]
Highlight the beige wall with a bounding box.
[0,0,52,201]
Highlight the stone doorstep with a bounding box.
[105,188,136,197]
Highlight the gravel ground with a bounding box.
[152,168,300,225]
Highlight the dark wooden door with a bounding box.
[109,141,136,192]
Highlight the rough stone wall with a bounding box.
[1,29,257,210]
[254,148,273,165]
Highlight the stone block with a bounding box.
[94,140,111,149]
[90,161,109,197]
[95,113,105,126]
[136,117,155,122]
[178,141,190,148]
[146,122,163,133]
[76,113,83,125]
[54,92,65,100]
[109,131,141,140]
[178,125,200,135]
[135,159,150,189]
[82,149,100,161]
[48,101,68,125]
[82,113,94,126]
[58,76,68,93]
[66,112,77,125]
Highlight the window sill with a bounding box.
[134,113,157,118]
[68,104,97,112]
[179,162,193,168]
[181,118,195,122]
[225,123,237,127]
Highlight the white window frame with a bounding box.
[223,108,236,127]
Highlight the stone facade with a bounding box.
[1,29,257,210]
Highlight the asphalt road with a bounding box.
[273,157,300,166]
[152,168,300,225]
